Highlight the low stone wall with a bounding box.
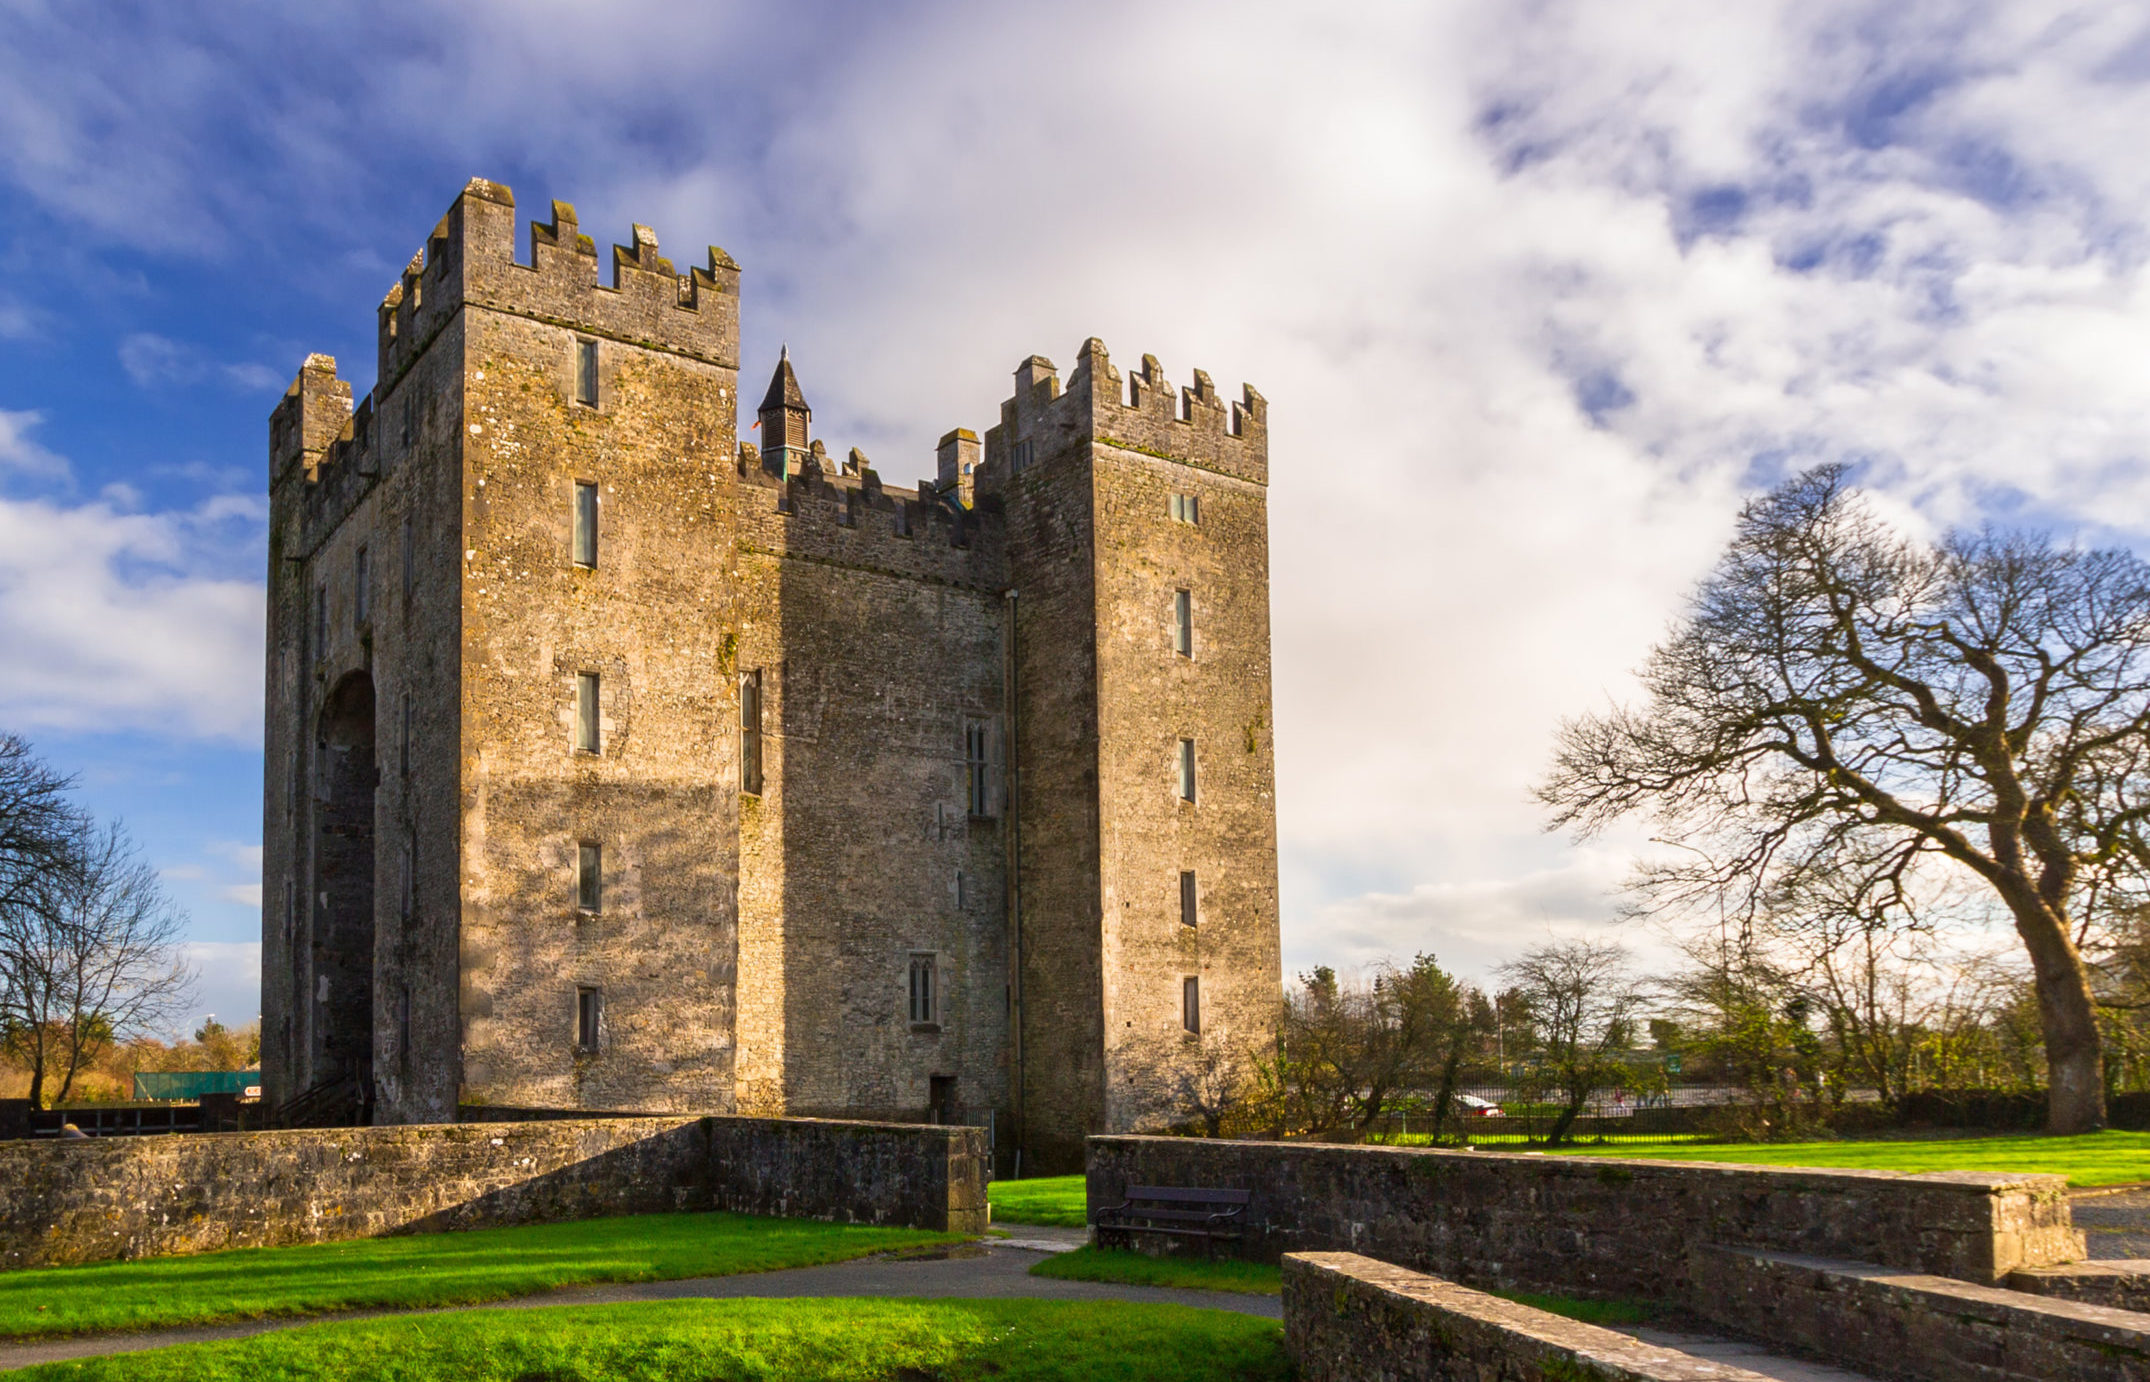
[2010,1259,2150,1313]
[1283,1251,1774,1382]
[0,1114,985,1269]
[1088,1136,2081,1296]
[1698,1245,2150,1382]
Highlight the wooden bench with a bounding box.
[1094,1184,1252,1257]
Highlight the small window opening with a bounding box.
[1011,439,1035,473]
[1180,870,1198,928]
[1178,738,1196,803]
[909,953,938,1026]
[928,1074,956,1123]
[399,691,413,777]
[955,870,967,911]
[576,672,601,754]
[739,669,763,795]
[315,584,327,654]
[965,719,991,816]
[1183,976,1201,1034]
[1173,589,1192,657]
[577,841,602,912]
[573,481,598,567]
[1170,492,1201,524]
[575,339,599,406]
[576,986,602,1052]
[354,547,370,626]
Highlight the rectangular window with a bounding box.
[1178,738,1196,802]
[1011,439,1035,473]
[400,514,414,600]
[1180,870,1198,928]
[315,584,327,654]
[573,481,598,567]
[400,837,414,922]
[908,953,938,1026]
[576,672,601,753]
[1173,589,1192,657]
[955,870,967,911]
[400,692,413,777]
[576,986,602,1052]
[964,719,990,816]
[1171,492,1200,524]
[1183,976,1201,1034]
[739,669,763,795]
[575,339,599,406]
[354,547,369,625]
[577,841,602,912]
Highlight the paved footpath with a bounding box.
[0,1224,1867,1380]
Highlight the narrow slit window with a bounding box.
[575,339,599,406]
[1180,870,1198,928]
[354,547,369,626]
[1173,589,1192,657]
[576,987,602,1052]
[573,481,598,567]
[399,691,412,777]
[1183,976,1201,1034]
[577,841,602,912]
[909,953,938,1025]
[739,669,763,795]
[315,584,327,654]
[1178,738,1196,803]
[964,719,990,816]
[576,672,601,753]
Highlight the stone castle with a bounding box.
[262,177,1282,1170]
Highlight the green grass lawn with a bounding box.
[1538,1129,2150,1186]
[0,1298,1289,1381]
[0,1213,960,1341]
[990,1175,1088,1227]
[1027,1246,1281,1295]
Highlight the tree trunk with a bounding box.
[1546,1092,1586,1147]
[2009,900,2106,1133]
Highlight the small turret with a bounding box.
[937,428,979,508]
[758,346,811,479]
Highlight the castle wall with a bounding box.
[455,299,741,1114]
[732,465,1011,1133]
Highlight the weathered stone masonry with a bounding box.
[263,178,1282,1171]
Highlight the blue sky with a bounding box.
[4,1,2150,1030]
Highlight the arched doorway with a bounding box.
[314,671,377,1112]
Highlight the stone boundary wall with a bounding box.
[1698,1245,2150,1382]
[1088,1136,2080,1296]
[1282,1252,1775,1382]
[0,1115,985,1270]
[2010,1259,2150,1313]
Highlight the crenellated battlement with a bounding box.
[734,439,996,590]
[978,338,1266,489]
[375,178,741,394]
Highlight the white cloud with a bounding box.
[117,333,283,392]
[176,941,262,1036]
[0,421,264,740]
[0,409,67,480]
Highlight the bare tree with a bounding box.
[1498,938,1644,1146]
[1269,956,1485,1139]
[1542,465,2150,1132]
[0,820,193,1105]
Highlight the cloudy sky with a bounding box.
[3,0,2148,1029]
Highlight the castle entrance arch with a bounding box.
[314,671,378,1104]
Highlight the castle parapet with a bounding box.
[376,178,741,393]
[979,338,1265,487]
[269,354,354,488]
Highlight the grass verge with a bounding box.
[1487,1288,1661,1327]
[989,1175,1088,1227]
[0,1298,1289,1381]
[0,1213,960,1341]
[1534,1129,2150,1186]
[1027,1246,1281,1295]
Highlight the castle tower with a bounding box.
[981,340,1281,1173]
[757,346,811,478]
[263,180,745,1121]
[264,181,1277,1168]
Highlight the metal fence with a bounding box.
[1363,1085,1882,1148]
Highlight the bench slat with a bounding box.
[1122,1186,1252,1205]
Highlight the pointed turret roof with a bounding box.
[759,345,809,416]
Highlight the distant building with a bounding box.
[261,178,1282,1171]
